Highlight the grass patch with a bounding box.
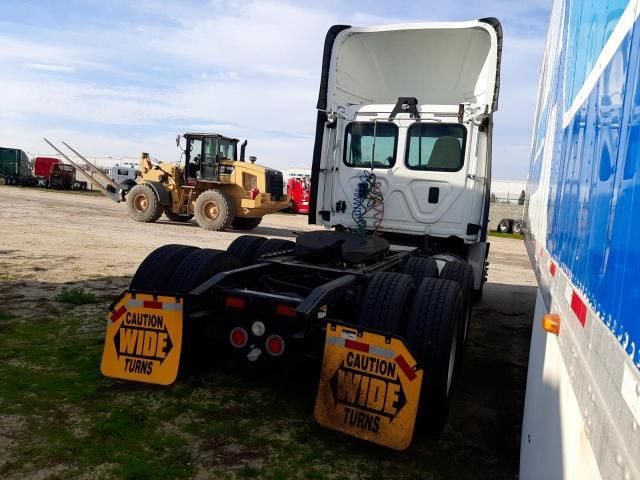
[489,231,524,240]
[55,287,98,305]
[0,311,16,321]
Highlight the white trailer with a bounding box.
[521,1,640,478]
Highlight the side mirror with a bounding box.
[176,135,186,151]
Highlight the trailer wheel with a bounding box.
[512,220,524,235]
[127,184,163,223]
[252,238,295,262]
[497,218,512,233]
[232,217,262,230]
[358,272,415,333]
[227,235,267,265]
[406,278,463,431]
[164,209,194,223]
[402,256,439,284]
[194,189,235,231]
[130,244,199,291]
[166,248,242,293]
[440,261,474,346]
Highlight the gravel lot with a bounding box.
[0,186,537,480]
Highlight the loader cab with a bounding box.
[183,133,239,182]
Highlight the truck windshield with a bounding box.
[405,123,466,171]
[344,122,398,169]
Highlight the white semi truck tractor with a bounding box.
[100,19,503,450]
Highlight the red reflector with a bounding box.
[266,335,285,356]
[226,296,245,309]
[394,354,417,381]
[570,292,587,327]
[230,327,248,348]
[110,305,127,322]
[344,339,369,353]
[549,262,556,277]
[276,304,297,317]
[143,300,163,309]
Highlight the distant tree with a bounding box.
[518,189,526,205]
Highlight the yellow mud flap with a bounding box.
[314,321,423,450]
[100,291,183,385]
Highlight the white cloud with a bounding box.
[22,62,76,73]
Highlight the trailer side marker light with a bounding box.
[276,304,297,317]
[549,262,556,277]
[230,327,248,348]
[570,292,587,327]
[226,296,246,309]
[542,313,561,335]
[143,300,163,310]
[394,354,417,381]
[266,335,285,356]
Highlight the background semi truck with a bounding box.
[101,19,502,450]
[521,1,640,478]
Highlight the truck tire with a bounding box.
[232,217,262,230]
[440,261,474,346]
[227,235,267,265]
[252,238,295,262]
[402,256,439,284]
[497,218,512,233]
[358,272,415,333]
[166,249,242,293]
[406,278,463,431]
[166,249,242,374]
[194,189,235,231]
[127,184,163,223]
[512,219,524,235]
[129,244,199,291]
[164,209,193,223]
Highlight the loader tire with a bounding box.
[227,235,267,265]
[194,189,234,231]
[252,238,295,262]
[406,278,463,432]
[129,244,199,291]
[164,209,193,222]
[358,272,415,334]
[440,261,474,346]
[232,217,262,230]
[402,256,439,285]
[127,184,163,223]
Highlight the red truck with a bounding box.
[33,156,87,190]
[287,177,310,214]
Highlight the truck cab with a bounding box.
[311,20,502,290]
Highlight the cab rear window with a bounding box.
[405,124,466,171]
[344,122,398,169]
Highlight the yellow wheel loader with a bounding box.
[126,133,289,230]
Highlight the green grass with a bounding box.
[489,231,524,240]
[55,287,98,305]
[0,303,509,479]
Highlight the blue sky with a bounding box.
[0,0,551,179]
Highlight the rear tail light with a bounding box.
[230,327,248,348]
[276,304,297,317]
[265,335,285,356]
[250,188,260,199]
[226,296,246,309]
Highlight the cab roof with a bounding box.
[183,133,239,143]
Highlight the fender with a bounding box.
[144,181,171,206]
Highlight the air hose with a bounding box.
[352,171,384,235]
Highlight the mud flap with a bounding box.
[100,291,183,385]
[314,321,423,450]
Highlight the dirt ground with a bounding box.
[0,186,537,480]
